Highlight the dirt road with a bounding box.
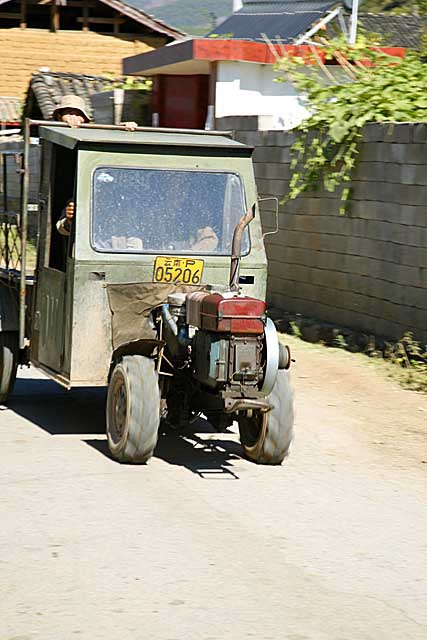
[1,337,427,640]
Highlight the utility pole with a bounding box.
[349,0,359,45]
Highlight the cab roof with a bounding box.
[38,125,252,153]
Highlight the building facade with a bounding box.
[0,0,184,97]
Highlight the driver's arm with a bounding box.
[56,200,74,236]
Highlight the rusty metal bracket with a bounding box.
[223,397,271,414]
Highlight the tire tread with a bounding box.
[107,355,160,464]
[0,331,18,404]
[239,369,294,465]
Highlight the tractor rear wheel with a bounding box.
[106,355,160,464]
[0,331,18,404]
[238,369,294,465]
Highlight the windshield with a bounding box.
[91,167,249,255]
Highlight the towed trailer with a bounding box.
[0,118,294,464]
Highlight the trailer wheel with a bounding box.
[0,331,18,404]
[238,370,294,465]
[106,355,160,464]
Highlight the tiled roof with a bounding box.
[23,71,123,121]
[358,13,427,49]
[0,96,22,124]
[207,0,338,42]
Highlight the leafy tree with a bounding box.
[276,33,427,212]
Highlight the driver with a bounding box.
[54,95,138,237]
[190,226,218,252]
[54,96,89,237]
[95,227,218,253]
[52,94,90,128]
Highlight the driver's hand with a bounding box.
[127,237,143,250]
[65,201,75,222]
[122,121,138,131]
[62,114,85,128]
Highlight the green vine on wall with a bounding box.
[275,33,427,213]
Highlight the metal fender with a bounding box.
[260,317,279,396]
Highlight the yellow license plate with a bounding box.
[153,257,204,285]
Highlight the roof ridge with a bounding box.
[31,70,118,82]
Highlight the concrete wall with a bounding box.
[216,61,309,129]
[218,116,427,343]
[215,63,349,130]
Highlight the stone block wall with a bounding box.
[218,117,427,343]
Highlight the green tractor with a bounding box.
[0,120,294,464]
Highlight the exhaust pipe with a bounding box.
[229,203,256,291]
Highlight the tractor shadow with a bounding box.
[8,373,245,477]
[8,374,106,435]
[153,418,244,479]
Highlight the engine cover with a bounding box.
[229,336,262,385]
[196,294,266,334]
[192,330,262,390]
[192,330,229,389]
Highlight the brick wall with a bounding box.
[0,28,163,97]
[218,117,427,343]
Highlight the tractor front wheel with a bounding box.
[106,355,160,464]
[238,370,294,465]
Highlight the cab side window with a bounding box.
[48,146,77,271]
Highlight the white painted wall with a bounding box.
[215,61,349,130]
[216,61,310,130]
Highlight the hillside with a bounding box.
[131,0,233,34]
[131,1,426,35]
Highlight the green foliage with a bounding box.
[208,32,235,39]
[390,332,427,391]
[276,33,427,212]
[102,75,152,92]
[361,0,427,13]
[333,333,348,349]
[289,320,302,340]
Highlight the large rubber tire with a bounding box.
[106,355,160,464]
[0,331,18,404]
[238,369,294,465]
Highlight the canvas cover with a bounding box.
[107,282,204,349]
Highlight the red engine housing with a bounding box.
[187,292,266,334]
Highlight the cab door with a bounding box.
[33,143,76,376]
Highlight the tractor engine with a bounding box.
[187,292,266,391]
[160,205,289,405]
